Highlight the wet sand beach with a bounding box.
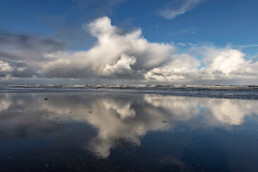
[0,89,258,171]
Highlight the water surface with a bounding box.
[0,91,258,171]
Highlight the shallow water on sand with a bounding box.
[0,91,258,171]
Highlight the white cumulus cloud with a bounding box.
[42,16,175,79]
[0,60,13,73]
[203,48,258,76]
[102,54,136,77]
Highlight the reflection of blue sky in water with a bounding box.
[0,93,258,158]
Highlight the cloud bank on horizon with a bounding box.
[0,16,258,84]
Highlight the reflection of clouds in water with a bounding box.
[159,156,189,171]
[204,99,258,125]
[144,95,201,120]
[0,95,11,113]
[0,93,258,158]
[102,99,135,119]
[41,96,171,158]
[145,95,258,126]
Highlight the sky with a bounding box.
[0,0,258,85]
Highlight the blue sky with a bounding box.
[0,0,257,84]
[1,0,258,47]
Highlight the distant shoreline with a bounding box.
[1,84,258,90]
[0,85,257,100]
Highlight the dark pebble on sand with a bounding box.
[44,98,48,100]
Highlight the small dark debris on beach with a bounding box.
[46,115,50,118]
[44,98,48,100]
[89,111,92,113]
[162,121,167,123]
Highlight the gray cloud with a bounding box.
[0,51,23,61]
[0,59,38,78]
[0,33,65,52]
[0,33,66,78]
